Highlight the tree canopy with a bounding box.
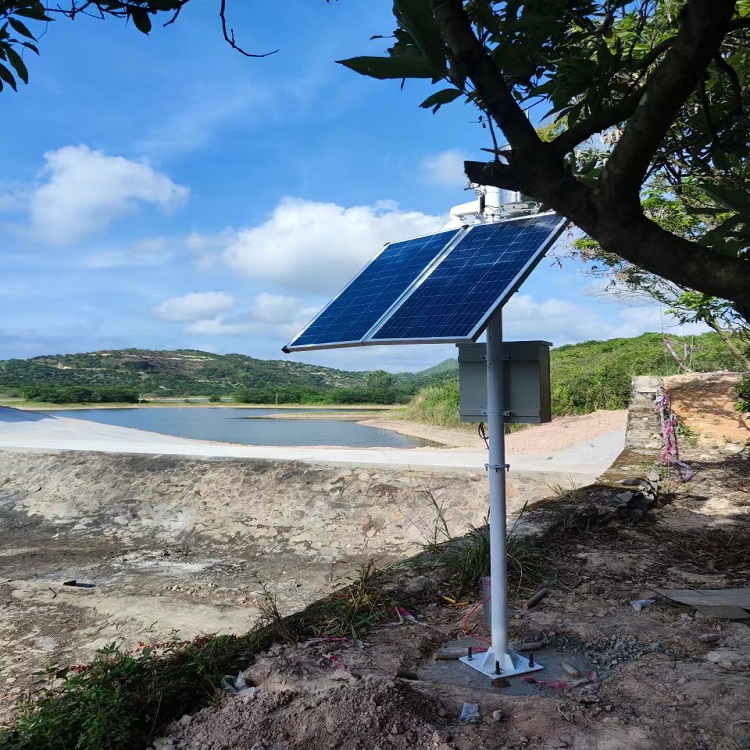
[339,0,750,321]
[3,0,749,322]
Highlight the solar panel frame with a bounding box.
[282,227,465,352]
[366,212,567,346]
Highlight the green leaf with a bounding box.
[130,8,152,35]
[393,0,446,71]
[337,55,441,80]
[0,62,17,91]
[7,17,35,41]
[419,87,462,112]
[6,47,28,84]
[14,4,52,22]
[698,182,750,216]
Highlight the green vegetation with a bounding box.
[404,332,749,428]
[21,385,139,405]
[0,349,367,400]
[402,379,459,427]
[418,499,544,597]
[737,375,750,413]
[3,332,746,413]
[338,0,750,319]
[315,562,396,639]
[234,370,416,406]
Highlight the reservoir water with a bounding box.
[48,407,437,448]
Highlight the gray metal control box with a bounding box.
[457,341,552,424]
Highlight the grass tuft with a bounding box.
[314,561,396,640]
[433,507,545,597]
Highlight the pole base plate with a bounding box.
[460,648,543,679]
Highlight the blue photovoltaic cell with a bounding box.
[285,229,459,350]
[370,213,564,342]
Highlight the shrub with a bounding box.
[736,374,750,414]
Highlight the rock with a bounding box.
[325,713,338,734]
[432,729,452,744]
[698,633,721,644]
[492,709,504,722]
[330,670,355,681]
[459,703,481,723]
[705,649,750,671]
[404,576,433,595]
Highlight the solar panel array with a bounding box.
[285,229,460,350]
[370,213,563,342]
[283,213,566,352]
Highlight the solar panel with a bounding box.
[369,213,566,343]
[283,229,461,351]
[282,213,566,352]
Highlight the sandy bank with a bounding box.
[360,409,628,452]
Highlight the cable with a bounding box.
[463,596,491,646]
[478,421,489,449]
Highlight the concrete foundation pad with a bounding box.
[419,637,596,697]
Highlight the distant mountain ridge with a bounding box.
[2,332,744,405]
[0,348,455,398]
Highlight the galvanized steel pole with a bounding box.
[486,312,508,665]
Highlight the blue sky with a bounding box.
[0,1,703,372]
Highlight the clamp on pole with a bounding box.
[484,463,510,472]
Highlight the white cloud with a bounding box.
[185,293,319,338]
[153,292,236,322]
[0,182,29,213]
[221,198,445,293]
[502,293,711,348]
[137,83,271,158]
[80,237,173,270]
[608,304,710,339]
[418,149,469,187]
[29,146,189,245]
[503,294,604,345]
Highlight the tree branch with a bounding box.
[219,0,276,58]
[600,0,737,204]
[429,0,540,152]
[464,160,523,192]
[551,87,644,155]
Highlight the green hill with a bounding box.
[0,349,367,398]
[0,348,458,404]
[415,358,458,377]
[2,332,744,410]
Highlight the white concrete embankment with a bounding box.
[0,407,624,482]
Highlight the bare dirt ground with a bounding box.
[154,381,749,750]
[664,372,749,445]
[156,437,750,750]
[361,410,628,451]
